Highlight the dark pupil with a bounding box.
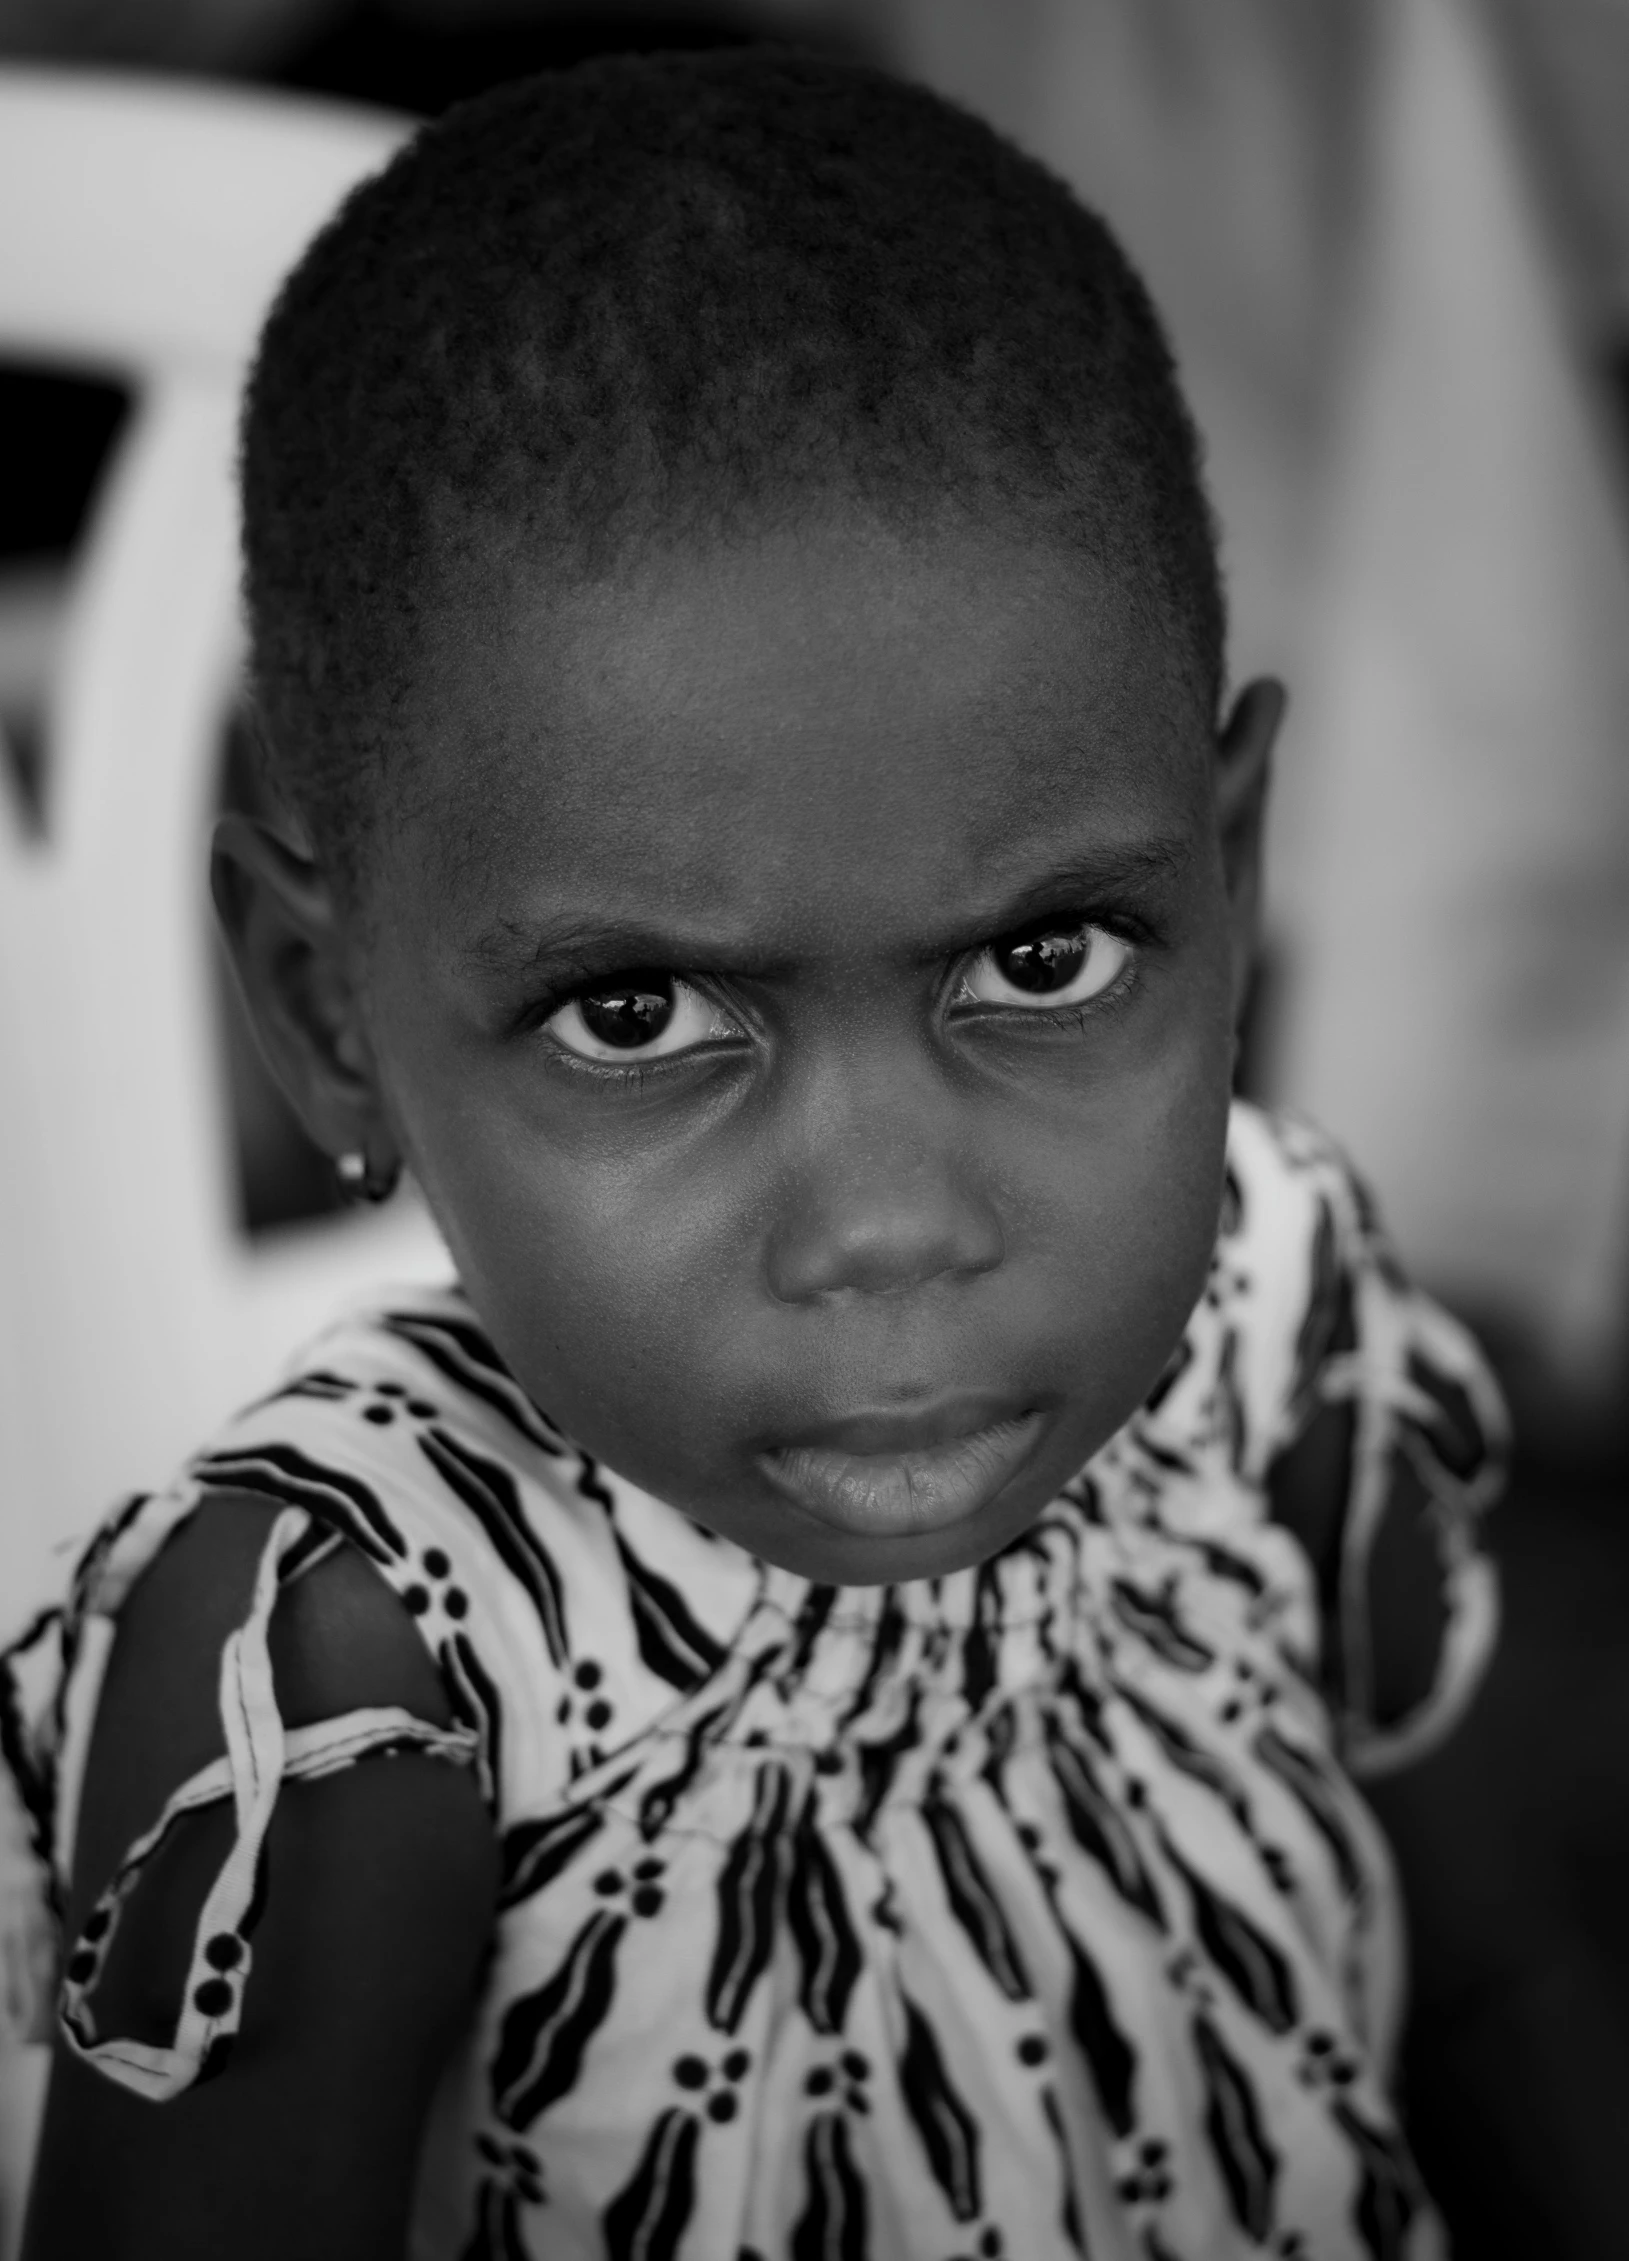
[579,978,675,1049]
[998,929,1087,993]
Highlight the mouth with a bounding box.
[757,1401,1047,1541]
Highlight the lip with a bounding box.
[771,1393,1037,1457]
[758,1405,1047,1541]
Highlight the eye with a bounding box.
[543,974,738,1063]
[956,923,1133,1012]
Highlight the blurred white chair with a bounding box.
[0,69,442,2251]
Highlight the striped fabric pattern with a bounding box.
[0,1102,1505,2261]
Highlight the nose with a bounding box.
[763,1050,1005,1303]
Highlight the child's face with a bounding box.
[232,513,1276,1586]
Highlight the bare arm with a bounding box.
[21,1498,499,2261]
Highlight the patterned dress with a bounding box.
[0,1104,1505,2261]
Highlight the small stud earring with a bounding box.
[335,1150,401,1205]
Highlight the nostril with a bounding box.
[763,1185,1004,1304]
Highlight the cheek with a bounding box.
[1108,1085,1230,1337]
[1021,1045,1231,1405]
[406,1096,753,1457]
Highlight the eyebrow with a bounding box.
[458,835,1194,983]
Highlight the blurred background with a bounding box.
[7,0,1629,1423]
[0,5,1626,2253]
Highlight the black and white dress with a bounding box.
[0,1104,1505,2261]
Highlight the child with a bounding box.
[0,46,1594,2261]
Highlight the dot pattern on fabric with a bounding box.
[9,1102,1505,2258]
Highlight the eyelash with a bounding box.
[999,938,1141,1027]
[531,916,1148,1082]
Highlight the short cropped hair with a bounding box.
[241,47,1225,889]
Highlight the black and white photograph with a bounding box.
[2,5,1627,2256]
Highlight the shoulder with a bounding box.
[55,1278,543,1933]
[1148,1103,1362,1488]
[1221,1109,1509,1767]
[183,1282,585,1673]
[1219,1102,1437,1463]
[1222,1100,1366,1287]
[152,1287,629,1825]
[1224,1101,1507,1466]
[67,1490,490,1963]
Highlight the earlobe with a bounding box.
[211,813,390,1167]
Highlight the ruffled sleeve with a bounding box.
[1247,1109,1509,1779]
[3,1502,477,2101]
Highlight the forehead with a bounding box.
[395,516,1214,959]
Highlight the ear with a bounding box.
[1214,676,1284,1021]
[211,813,395,1174]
